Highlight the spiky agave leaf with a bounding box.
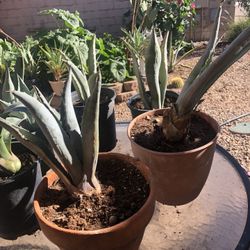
[159,32,169,107]
[145,29,161,109]
[0,117,22,173]
[33,86,61,123]
[182,1,224,92]
[176,25,250,117]
[123,39,151,109]
[17,75,31,94]
[2,68,16,103]
[0,117,77,193]
[67,59,90,101]
[61,69,82,160]
[12,91,83,187]
[81,72,101,193]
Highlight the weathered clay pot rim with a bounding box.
[127,108,220,156]
[34,152,155,236]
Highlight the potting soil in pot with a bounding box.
[130,113,217,152]
[40,158,149,231]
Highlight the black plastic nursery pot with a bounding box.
[74,87,117,152]
[127,90,179,118]
[0,142,42,240]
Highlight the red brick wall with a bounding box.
[0,0,130,41]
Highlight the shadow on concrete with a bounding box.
[0,245,52,250]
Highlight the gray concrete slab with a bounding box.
[0,123,248,249]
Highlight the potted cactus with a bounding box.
[127,2,250,205]
[0,69,41,239]
[0,58,155,249]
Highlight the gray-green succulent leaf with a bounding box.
[12,90,83,186]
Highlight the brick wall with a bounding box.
[0,0,130,41]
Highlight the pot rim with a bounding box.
[127,93,149,112]
[127,108,220,156]
[127,91,179,112]
[34,152,155,236]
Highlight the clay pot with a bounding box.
[34,153,155,250]
[49,80,65,96]
[127,109,219,205]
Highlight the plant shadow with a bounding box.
[0,245,53,250]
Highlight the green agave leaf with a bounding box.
[61,69,82,160]
[0,99,10,109]
[2,68,16,103]
[33,86,61,122]
[67,60,90,101]
[81,72,101,192]
[182,2,223,91]
[159,32,169,107]
[145,29,161,109]
[12,91,83,186]
[0,117,23,173]
[177,25,250,116]
[123,38,150,109]
[17,75,31,94]
[0,117,76,192]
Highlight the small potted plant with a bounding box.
[0,60,155,249]
[123,28,179,118]
[127,2,250,205]
[40,44,68,96]
[0,69,41,239]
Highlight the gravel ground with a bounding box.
[115,51,250,171]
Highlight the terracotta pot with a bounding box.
[34,153,155,250]
[127,109,219,205]
[49,80,65,96]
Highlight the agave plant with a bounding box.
[0,37,102,195]
[125,1,250,142]
[0,68,34,175]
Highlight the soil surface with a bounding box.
[115,50,250,171]
[130,113,216,152]
[40,158,149,231]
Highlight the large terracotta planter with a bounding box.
[127,109,219,205]
[34,153,155,250]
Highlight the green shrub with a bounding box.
[226,19,250,42]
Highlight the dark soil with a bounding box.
[40,157,149,231]
[130,113,216,152]
[0,153,36,180]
